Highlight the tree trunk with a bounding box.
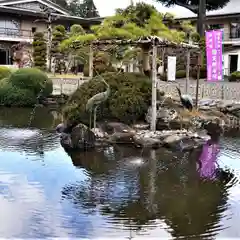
[197,0,206,37]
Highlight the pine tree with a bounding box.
[68,0,100,18]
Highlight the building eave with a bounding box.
[176,12,240,21]
[0,6,101,24]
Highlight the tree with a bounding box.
[52,0,68,10]
[68,0,100,18]
[154,0,230,36]
[32,32,47,70]
[51,25,67,73]
[60,3,195,76]
[91,3,193,75]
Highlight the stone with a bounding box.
[56,123,66,133]
[71,123,96,150]
[58,123,96,151]
[133,129,208,151]
[98,122,136,144]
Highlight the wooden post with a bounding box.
[151,43,157,131]
[185,49,190,94]
[89,44,93,78]
[47,13,52,72]
[195,53,202,109]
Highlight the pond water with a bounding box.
[0,107,240,239]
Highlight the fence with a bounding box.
[158,81,240,101]
[52,77,240,101]
[52,77,90,95]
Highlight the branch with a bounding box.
[174,0,198,14]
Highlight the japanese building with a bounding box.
[0,0,101,66]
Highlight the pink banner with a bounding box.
[205,30,223,82]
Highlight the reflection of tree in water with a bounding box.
[62,145,236,239]
[0,107,54,129]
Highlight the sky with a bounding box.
[94,0,195,18]
[94,0,237,18]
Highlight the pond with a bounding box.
[0,107,240,239]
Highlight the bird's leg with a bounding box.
[93,106,97,129]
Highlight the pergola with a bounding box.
[85,36,200,131]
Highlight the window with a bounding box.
[32,27,37,33]
[0,19,20,36]
[230,23,240,38]
[207,24,224,30]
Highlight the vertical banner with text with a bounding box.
[205,30,223,82]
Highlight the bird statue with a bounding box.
[176,86,198,116]
[86,77,110,129]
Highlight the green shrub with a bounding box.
[33,32,47,70]
[0,66,12,80]
[229,71,240,82]
[9,68,52,97]
[191,65,207,79]
[0,80,36,107]
[176,70,186,79]
[63,72,152,125]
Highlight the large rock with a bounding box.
[58,123,96,151]
[96,122,136,143]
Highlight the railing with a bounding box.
[51,77,240,101]
[158,81,240,101]
[0,27,32,39]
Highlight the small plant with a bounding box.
[229,71,240,82]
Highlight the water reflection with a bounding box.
[0,107,239,239]
[0,107,56,129]
[62,146,236,239]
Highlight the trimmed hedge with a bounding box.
[0,66,12,80]
[63,72,152,125]
[159,70,186,81]
[0,78,36,107]
[0,68,53,107]
[191,65,207,79]
[9,68,53,97]
[228,71,240,82]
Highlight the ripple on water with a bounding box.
[0,123,240,239]
[0,127,60,154]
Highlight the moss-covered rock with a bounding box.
[63,72,152,125]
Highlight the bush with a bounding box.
[229,71,240,82]
[176,70,186,79]
[33,32,47,70]
[9,68,52,97]
[63,72,152,125]
[0,79,36,107]
[191,65,207,79]
[0,66,12,80]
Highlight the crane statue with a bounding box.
[86,77,110,129]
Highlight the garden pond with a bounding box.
[0,107,240,239]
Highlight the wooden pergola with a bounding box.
[86,36,200,131]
